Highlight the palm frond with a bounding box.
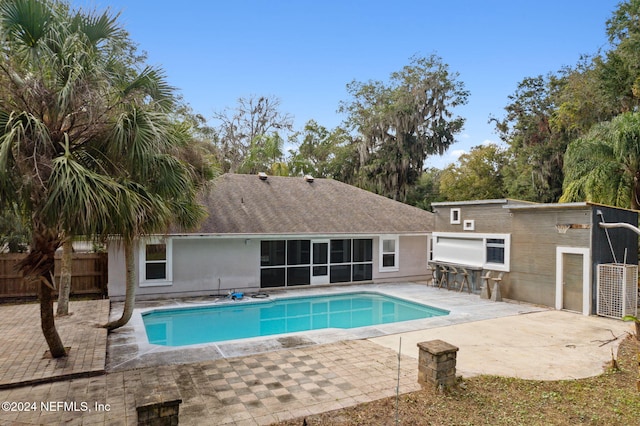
[43,150,157,237]
[0,0,53,48]
[561,112,640,208]
[120,66,175,111]
[70,7,123,47]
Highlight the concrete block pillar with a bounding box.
[417,339,459,390]
[137,399,182,425]
[136,386,182,426]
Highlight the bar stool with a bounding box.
[480,270,492,299]
[459,267,471,293]
[429,264,438,286]
[448,266,459,291]
[438,265,449,289]
[490,272,504,302]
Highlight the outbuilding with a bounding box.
[430,199,638,316]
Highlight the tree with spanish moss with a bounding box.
[339,55,468,202]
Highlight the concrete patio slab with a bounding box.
[369,309,634,380]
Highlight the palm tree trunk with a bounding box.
[40,278,66,357]
[20,225,66,358]
[103,240,136,330]
[56,238,73,316]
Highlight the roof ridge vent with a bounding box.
[304,174,314,182]
[257,172,268,181]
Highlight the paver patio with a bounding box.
[0,299,109,389]
[0,339,419,425]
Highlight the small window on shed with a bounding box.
[486,238,505,264]
[450,208,461,224]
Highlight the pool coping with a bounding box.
[107,283,546,372]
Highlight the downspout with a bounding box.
[599,221,640,236]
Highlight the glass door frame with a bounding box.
[311,239,330,285]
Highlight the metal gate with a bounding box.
[596,263,638,319]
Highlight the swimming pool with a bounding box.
[142,292,449,346]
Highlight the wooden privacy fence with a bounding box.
[0,253,108,300]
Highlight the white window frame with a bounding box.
[139,237,173,287]
[450,208,461,224]
[431,232,510,272]
[379,235,399,272]
[463,219,475,231]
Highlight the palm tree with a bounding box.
[0,0,202,356]
[560,112,640,209]
[101,118,206,331]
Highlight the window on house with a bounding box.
[352,239,373,281]
[330,239,351,263]
[145,244,167,279]
[353,239,372,262]
[260,238,373,287]
[486,238,505,264]
[450,208,461,224]
[379,236,399,272]
[261,240,285,266]
[140,239,172,286]
[287,240,310,265]
[261,240,287,287]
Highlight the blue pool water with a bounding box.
[142,292,448,346]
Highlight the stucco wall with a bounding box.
[372,235,430,282]
[108,234,431,300]
[108,238,258,301]
[171,238,259,295]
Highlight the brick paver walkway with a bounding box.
[0,300,109,388]
[0,339,419,425]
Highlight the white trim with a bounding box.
[139,237,173,287]
[555,246,591,316]
[379,235,399,272]
[463,219,475,231]
[450,208,461,224]
[142,232,431,240]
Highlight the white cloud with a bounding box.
[450,149,467,159]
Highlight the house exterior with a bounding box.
[430,199,638,315]
[107,173,435,300]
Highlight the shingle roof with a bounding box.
[192,174,434,235]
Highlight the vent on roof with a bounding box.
[257,172,268,180]
[304,174,314,183]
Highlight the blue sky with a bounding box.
[79,0,618,168]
